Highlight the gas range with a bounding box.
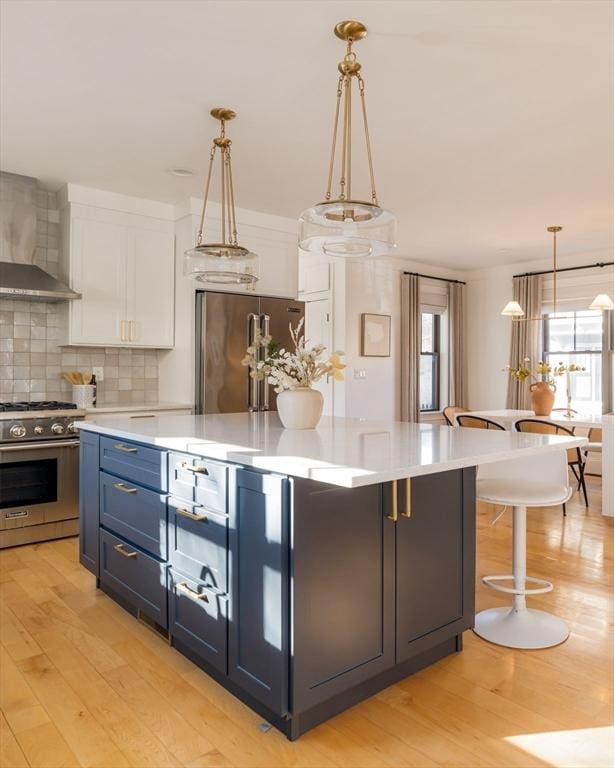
[0,401,85,444]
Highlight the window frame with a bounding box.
[420,311,441,413]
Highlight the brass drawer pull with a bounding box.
[401,478,412,518]
[181,462,209,475]
[114,443,138,454]
[176,507,208,522]
[387,480,398,521]
[114,543,137,558]
[113,482,137,494]
[176,581,209,602]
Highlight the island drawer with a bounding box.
[168,497,228,592]
[100,437,167,492]
[168,453,227,512]
[99,529,167,629]
[100,472,167,559]
[168,567,227,675]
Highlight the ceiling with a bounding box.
[1,0,613,269]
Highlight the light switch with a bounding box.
[354,369,367,380]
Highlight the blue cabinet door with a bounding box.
[79,430,99,575]
[100,437,167,492]
[228,468,289,717]
[395,467,476,662]
[290,478,395,714]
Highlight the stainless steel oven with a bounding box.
[0,402,84,548]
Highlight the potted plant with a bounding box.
[242,318,346,429]
[505,358,585,416]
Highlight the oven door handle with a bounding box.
[0,440,80,452]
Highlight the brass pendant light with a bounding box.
[501,226,614,320]
[184,108,258,284]
[298,20,397,259]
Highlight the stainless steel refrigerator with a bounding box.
[195,290,305,414]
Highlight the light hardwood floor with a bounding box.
[1,478,612,768]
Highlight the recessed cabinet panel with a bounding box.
[395,469,470,663]
[291,479,395,714]
[70,218,126,345]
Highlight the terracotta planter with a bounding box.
[276,387,324,429]
[530,381,556,416]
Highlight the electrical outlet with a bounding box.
[92,366,104,382]
[354,369,367,380]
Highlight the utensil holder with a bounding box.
[72,384,96,409]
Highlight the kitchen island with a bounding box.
[77,412,585,739]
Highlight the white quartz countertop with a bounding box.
[77,412,587,488]
[85,402,193,414]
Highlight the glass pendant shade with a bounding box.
[589,293,614,311]
[184,108,258,285]
[501,300,525,318]
[299,21,396,259]
[299,201,396,258]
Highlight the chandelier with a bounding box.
[298,20,396,259]
[184,108,258,284]
[501,226,614,319]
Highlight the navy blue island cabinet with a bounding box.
[79,431,476,740]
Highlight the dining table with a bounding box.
[465,410,613,517]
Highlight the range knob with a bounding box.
[51,423,65,435]
[67,422,79,434]
[10,424,26,438]
[34,425,44,435]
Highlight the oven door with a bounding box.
[0,440,80,530]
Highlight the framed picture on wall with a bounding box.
[361,313,391,357]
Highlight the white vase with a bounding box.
[276,387,324,430]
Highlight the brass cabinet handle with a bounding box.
[113,482,137,495]
[114,543,137,558]
[120,320,129,342]
[176,507,208,522]
[129,320,136,342]
[181,462,209,475]
[387,480,398,521]
[176,581,209,602]
[114,443,138,453]
[401,478,412,518]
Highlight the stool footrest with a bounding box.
[482,574,553,596]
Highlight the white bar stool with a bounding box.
[474,451,572,649]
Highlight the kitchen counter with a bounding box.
[85,402,193,414]
[78,411,586,488]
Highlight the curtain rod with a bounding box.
[403,271,466,285]
[513,260,614,279]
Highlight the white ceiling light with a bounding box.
[298,20,396,259]
[184,108,258,285]
[168,168,195,177]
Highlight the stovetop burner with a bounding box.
[0,401,78,412]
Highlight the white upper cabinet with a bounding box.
[61,194,175,348]
[298,253,331,296]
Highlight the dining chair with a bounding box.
[583,413,613,464]
[442,406,468,426]
[456,415,505,430]
[515,418,588,510]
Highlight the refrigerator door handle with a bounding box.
[247,313,260,411]
[260,314,270,411]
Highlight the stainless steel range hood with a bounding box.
[0,171,81,302]
[0,262,81,302]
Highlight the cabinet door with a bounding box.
[126,228,175,347]
[79,430,100,575]
[291,479,395,714]
[395,468,475,663]
[70,218,126,345]
[228,469,289,716]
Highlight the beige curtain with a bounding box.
[448,282,465,407]
[506,274,543,409]
[603,311,613,413]
[401,274,421,422]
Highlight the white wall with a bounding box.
[464,249,614,409]
[157,198,299,405]
[339,257,465,421]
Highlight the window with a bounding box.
[420,312,440,411]
[543,310,602,413]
